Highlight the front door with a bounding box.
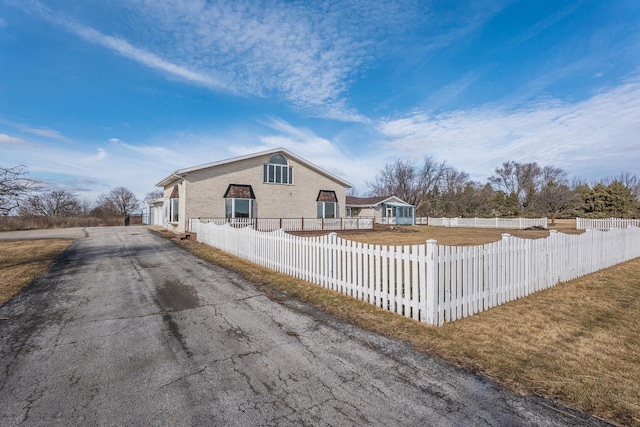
[386,207,394,225]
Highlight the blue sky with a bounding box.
[1,0,639,202]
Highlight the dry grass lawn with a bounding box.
[156,219,639,427]
[339,218,583,246]
[0,239,72,305]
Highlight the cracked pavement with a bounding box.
[0,227,611,426]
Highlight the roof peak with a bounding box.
[155,147,353,188]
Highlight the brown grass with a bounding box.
[0,215,142,231]
[0,239,72,305]
[338,218,583,246]
[157,220,640,426]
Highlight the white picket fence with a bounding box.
[190,219,640,326]
[427,217,547,229]
[576,217,640,231]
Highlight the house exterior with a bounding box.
[346,195,415,225]
[154,148,353,233]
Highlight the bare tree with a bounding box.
[435,168,471,216]
[0,164,39,215]
[489,161,542,212]
[368,159,417,202]
[534,167,576,225]
[367,157,447,215]
[94,187,140,216]
[18,190,85,216]
[143,190,164,205]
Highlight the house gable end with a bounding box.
[155,148,352,189]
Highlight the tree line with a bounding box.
[367,158,640,223]
[0,164,162,217]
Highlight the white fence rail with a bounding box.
[190,219,640,326]
[427,217,547,229]
[192,217,374,232]
[576,217,640,231]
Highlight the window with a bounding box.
[264,153,293,184]
[225,199,252,218]
[396,206,413,218]
[317,202,336,218]
[317,190,338,219]
[169,185,179,223]
[224,184,255,219]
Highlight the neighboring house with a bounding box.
[154,148,353,233]
[346,195,415,225]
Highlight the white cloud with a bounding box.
[0,133,31,145]
[21,127,64,139]
[377,79,640,181]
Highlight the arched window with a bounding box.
[269,154,287,165]
[263,153,293,184]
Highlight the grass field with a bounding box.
[0,239,72,305]
[2,222,638,426]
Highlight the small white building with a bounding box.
[346,195,415,225]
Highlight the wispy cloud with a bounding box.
[496,0,584,53]
[13,0,475,121]
[18,1,226,91]
[378,79,640,181]
[0,133,32,145]
[21,127,66,140]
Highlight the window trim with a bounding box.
[169,197,179,223]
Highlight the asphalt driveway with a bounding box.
[0,227,610,426]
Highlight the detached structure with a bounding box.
[150,148,372,233]
[346,195,415,225]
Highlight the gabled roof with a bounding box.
[156,147,353,188]
[346,195,413,207]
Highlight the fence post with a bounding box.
[329,232,338,288]
[424,239,438,325]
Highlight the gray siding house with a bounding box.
[346,195,415,225]
[154,148,353,233]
